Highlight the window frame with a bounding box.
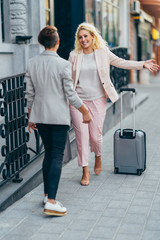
[45,0,54,26]
[1,0,11,43]
[97,0,119,47]
[1,0,4,42]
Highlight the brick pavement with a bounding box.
[0,76,160,240]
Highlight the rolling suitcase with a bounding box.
[114,88,146,176]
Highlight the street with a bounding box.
[0,76,160,240]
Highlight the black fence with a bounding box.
[0,73,44,187]
[110,47,130,91]
[0,47,129,187]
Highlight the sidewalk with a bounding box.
[1,76,160,240]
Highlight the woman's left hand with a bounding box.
[143,59,159,73]
[28,122,37,133]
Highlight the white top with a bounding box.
[76,52,105,101]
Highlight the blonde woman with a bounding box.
[69,22,159,186]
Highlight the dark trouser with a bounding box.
[37,124,69,199]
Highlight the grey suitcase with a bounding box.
[114,88,146,176]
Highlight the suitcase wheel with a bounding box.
[114,168,118,174]
[137,169,142,176]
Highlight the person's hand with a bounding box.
[83,112,92,123]
[143,59,159,73]
[28,122,37,133]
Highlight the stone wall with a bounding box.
[10,0,28,42]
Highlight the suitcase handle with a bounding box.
[120,88,136,137]
[120,88,136,93]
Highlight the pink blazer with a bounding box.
[69,47,145,103]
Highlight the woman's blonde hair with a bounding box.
[74,22,107,51]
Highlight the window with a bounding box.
[1,0,4,42]
[0,0,10,43]
[103,0,119,47]
[138,22,151,60]
[95,0,102,33]
[45,0,54,26]
[85,0,95,25]
[85,0,119,47]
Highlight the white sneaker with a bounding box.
[43,196,48,206]
[44,201,67,216]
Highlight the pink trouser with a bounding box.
[70,97,107,167]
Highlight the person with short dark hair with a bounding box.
[38,25,58,49]
[25,25,91,216]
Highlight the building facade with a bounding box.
[0,0,130,78]
[0,0,47,78]
[130,0,160,82]
[0,0,159,81]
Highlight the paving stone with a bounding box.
[123,213,146,224]
[118,223,143,234]
[87,238,112,240]
[140,179,158,187]
[31,233,59,240]
[145,219,160,231]
[151,202,160,211]
[111,193,133,201]
[138,184,158,192]
[38,222,69,233]
[131,197,153,207]
[1,234,30,240]
[75,209,102,220]
[102,208,127,217]
[82,202,108,212]
[148,210,160,220]
[141,230,160,240]
[64,197,89,206]
[107,200,131,209]
[1,208,30,219]
[134,191,154,199]
[68,219,95,231]
[2,224,40,239]
[114,234,140,240]
[120,181,140,188]
[89,226,116,239]
[90,195,111,203]
[127,205,150,215]
[116,187,137,194]
[97,216,121,228]
[59,230,88,240]
[153,195,160,204]
[48,213,76,224]
[0,218,24,230]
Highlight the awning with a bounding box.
[140,10,153,24]
[139,0,160,18]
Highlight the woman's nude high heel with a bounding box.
[81,167,90,186]
[94,155,102,175]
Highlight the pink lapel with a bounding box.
[75,50,83,85]
[94,49,102,78]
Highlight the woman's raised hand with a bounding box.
[143,59,159,73]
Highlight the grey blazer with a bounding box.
[25,50,82,125]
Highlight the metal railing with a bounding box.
[110,47,130,91]
[0,73,44,187]
[0,47,129,187]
